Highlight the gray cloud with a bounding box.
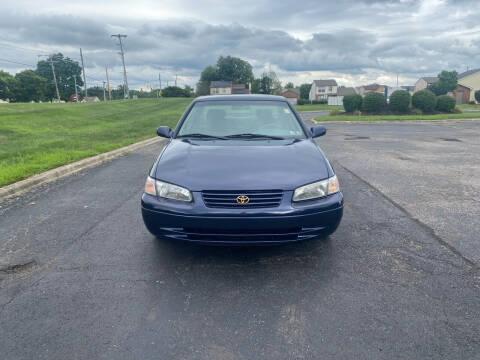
[0,0,479,88]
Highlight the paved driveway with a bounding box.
[0,119,479,359]
[316,119,480,265]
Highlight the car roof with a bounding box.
[194,94,288,102]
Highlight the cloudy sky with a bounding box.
[0,0,479,89]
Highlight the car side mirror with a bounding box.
[311,125,326,138]
[157,126,172,138]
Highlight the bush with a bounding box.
[297,98,308,105]
[353,110,361,116]
[410,108,423,115]
[329,109,341,116]
[475,90,480,103]
[468,100,476,105]
[412,90,436,113]
[343,94,362,112]
[362,92,385,113]
[312,99,327,104]
[389,90,411,113]
[453,106,463,114]
[436,95,456,112]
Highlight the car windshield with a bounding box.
[177,100,305,139]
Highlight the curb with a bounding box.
[0,137,164,203]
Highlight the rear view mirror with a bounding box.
[157,126,172,138]
[311,125,326,138]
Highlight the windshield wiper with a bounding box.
[177,133,228,140]
[225,133,285,140]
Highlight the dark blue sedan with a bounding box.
[141,94,343,244]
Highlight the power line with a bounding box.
[0,57,35,67]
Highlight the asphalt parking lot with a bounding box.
[1,118,479,359]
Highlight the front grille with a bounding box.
[159,226,327,243]
[202,190,283,208]
[183,227,301,242]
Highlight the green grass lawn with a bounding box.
[0,98,192,187]
[295,104,342,111]
[458,104,480,111]
[315,113,480,122]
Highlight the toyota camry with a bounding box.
[141,94,343,244]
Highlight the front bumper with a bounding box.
[141,191,343,245]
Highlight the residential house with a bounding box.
[309,80,338,101]
[231,84,250,94]
[282,88,300,104]
[450,84,471,104]
[357,83,387,96]
[328,87,356,106]
[210,81,250,95]
[210,81,232,95]
[457,68,480,102]
[414,77,438,93]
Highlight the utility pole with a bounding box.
[158,74,161,98]
[80,48,87,98]
[105,66,112,100]
[49,57,61,102]
[73,74,79,102]
[111,34,129,99]
[103,81,106,101]
[38,54,60,102]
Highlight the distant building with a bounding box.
[0,99,9,104]
[458,68,480,102]
[414,77,438,93]
[210,81,249,95]
[232,84,250,94]
[309,80,338,101]
[282,88,300,104]
[357,83,387,96]
[328,87,357,106]
[82,96,100,103]
[450,84,472,104]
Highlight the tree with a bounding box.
[14,70,47,102]
[285,82,294,89]
[216,56,253,84]
[196,65,219,96]
[35,53,83,101]
[161,86,190,97]
[299,83,312,100]
[0,70,16,100]
[428,70,458,96]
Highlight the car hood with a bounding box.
[154,139,330,191]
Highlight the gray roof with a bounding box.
[337,87,356,96]
[282,88,300,95]
[313,79,337,87]
[458,68,480,80]
[421,77,438,84]
[210,81,232,88]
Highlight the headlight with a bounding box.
[144,177,192,202]
[292,175,340,202]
